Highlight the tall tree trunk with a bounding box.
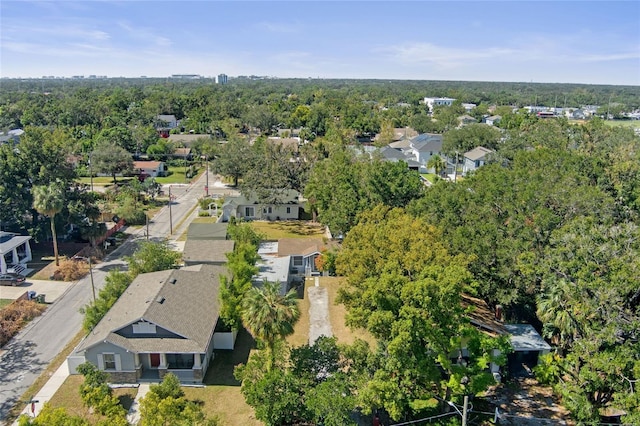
[267,340,275,372]
[51,215,60,266]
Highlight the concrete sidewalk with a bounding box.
[307,277,333,345]
[6,173,212,425]
[126,384,150,425]
[11,362,70,424]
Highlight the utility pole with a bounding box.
[146,213,149,240]
[205,156,209,197]
[87,256,96,304]
[461,395,469,426]
[453,151,458,183]
[89,151,94,192]
[168,185,173,235]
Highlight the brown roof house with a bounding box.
[133,161,166,178]
[70,265,234,384]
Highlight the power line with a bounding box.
[470,409,634,426]
[390,412,455,425]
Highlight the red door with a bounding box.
[150,353,160,367]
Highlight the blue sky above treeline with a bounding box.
[1,1,638,85]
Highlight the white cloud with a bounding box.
[117,21,173,48]
[379,42,516,68]
[258,21,301,34]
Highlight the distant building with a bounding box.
[523,105,549,114]
[170,74,202,79]
[424,97,456,111]
[217,74,228,84]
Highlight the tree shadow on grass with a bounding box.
[117,393,135,411]
[203,329,256,386]
[276,221,323,237]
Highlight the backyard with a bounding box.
[249,221,326,240]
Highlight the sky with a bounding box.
[1,1,639,85]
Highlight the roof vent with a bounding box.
[156,296,165,304]
[170,278,177,285]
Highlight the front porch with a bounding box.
[0,232,33,275]
[136,352,206,384]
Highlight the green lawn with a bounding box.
[249,221,326,240]
[0,299,13,310]
[183,329,261,425]
[604,120,640,129]
[48,375,137,422]
[76,167,202,187]
[420,173,438,183]
[77,176,132,185]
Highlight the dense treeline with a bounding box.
[2,78,640,424]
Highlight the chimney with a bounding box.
[495,305,503,322]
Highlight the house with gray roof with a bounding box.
[463,146,494,175]
[183,240,235,266]
[377,146,421,171]
[220,190,302,222]
[408,133,444,172]
[72,265,230,384]
[186,223,228,240]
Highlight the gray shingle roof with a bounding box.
[186,223,228,240]
[77,265,228,353]
[183,240,235,264]
[410,133,443,152]
[464,146,494,161]
[222,189,300,208]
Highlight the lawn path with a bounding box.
[308,277,332,345]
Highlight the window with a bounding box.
[133,321,156,334]
[293,256,303,267]
[245,207,254,217]
[166,353,194,369]
[286,207,291,214]
[104,354,116,370]
[263,206,273,214]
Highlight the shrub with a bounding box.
[54,258,86,281]
[0,300,47,347]
[115,198,147,225]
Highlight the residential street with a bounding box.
[0,171,222,423]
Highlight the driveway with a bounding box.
[0,279,73,303]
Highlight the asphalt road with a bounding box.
[0,171,222,422]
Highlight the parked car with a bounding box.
[0,273,26,286]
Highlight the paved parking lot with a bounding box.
[0,279,74,303]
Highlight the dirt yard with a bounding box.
[486,377,574,425]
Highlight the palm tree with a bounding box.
[33,181,65,266]
[537,280,584,351]
[241,281,300,370]
[427,154,447,176]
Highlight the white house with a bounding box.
[0,232,32,275]
[424,97,456,112]
[220,190,302,222]
[408,133,444,173]
[485,115,501,126]
[463,146,494,175]
[155,115,178,129]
